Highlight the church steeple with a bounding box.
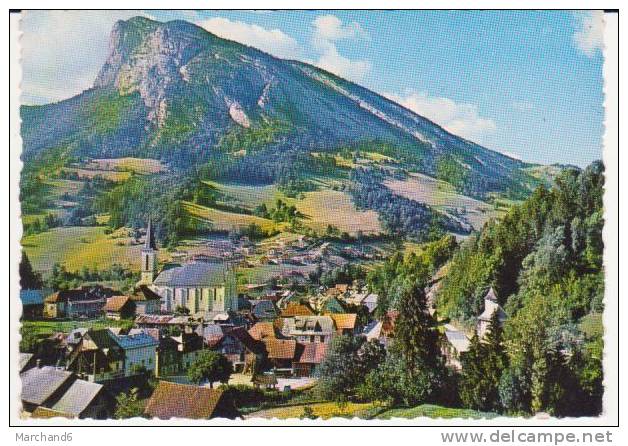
[145,217,157,250]
[139,218,158,285]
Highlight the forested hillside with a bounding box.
[437,160,604,416]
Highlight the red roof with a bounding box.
[248,322,277,340]
[296,342,328,364]
[263,338,297,360]
[328,313,357,332]
[104,296,131,312]
[280,303,315,317]
[144,381,235,419]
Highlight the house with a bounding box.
[293,342,328,377]
[443,329,471,370]
[155,332,204,377]
[280,303,315,317]
[130,285,162,314]
[66,329,125,382]
[144,381,239,419]
[476,288,507,338]
[282,316,336,344]
[248,322,278,341]
[115,331,159,376]
[196,323,226,347]
[362,293,379,314]
[20,365,111,419]
[252,373,278,390]
[261,338,297,372]
[320,296,346,314]
[213,327,265,373]
[250,299,278,321]
[328,313,358,335]
[104,296,135,320]
[19,353,37,373]
[20,289,46,320]
[43,286,115,319]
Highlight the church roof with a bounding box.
[485,287,498,302]
[153,261,230,287]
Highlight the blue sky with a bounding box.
[20,10,605,167]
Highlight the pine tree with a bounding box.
[460,313,507,412]
[394,284,444,373]
[460,333,488,410]
[481,312,508,411]
[19,252,42,289]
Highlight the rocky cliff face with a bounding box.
[21,16,532,197]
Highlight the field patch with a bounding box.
[64,167,132,182]
[384,172,499,231]
[201,181,278,211]
[295,189,382,235]
[246,402,376,420]
[21,226,144,275]
[183,201,279,232]
[376,404,497,419]
[88,157,168,175]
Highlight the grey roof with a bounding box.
[153,261,230,287]
[19,353,34,372]
[66,328,88,346]
[20,366,74,405]
[445,330,471,353]
[283,316,335,335]
[20,289,45,306]
[197,323,225,338]
[478,299,508,322]
[251,300,277,319]
[50,379,104,417]
[485,287,498,302]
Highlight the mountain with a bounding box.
[21,16,537,199]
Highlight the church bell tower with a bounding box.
[140,218,158,285]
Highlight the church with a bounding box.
[138,220,238,316]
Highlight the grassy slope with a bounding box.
[183,201,280,232]
[22,318,132,338]
[384,172,502,231]
[21,226,145,274]
[295,189,382,234]
[200,179,382,235]
[376,404,497,420]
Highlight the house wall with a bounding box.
[67,301,104,318]
[136,300,160,314]
[123,346,157,376]
[44,303,61,318]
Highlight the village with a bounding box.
[18,219,506,420]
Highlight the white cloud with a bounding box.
[312,15,368,42]
[310,14,371,82]
[197,17,302,60]
[20,10,148,104]
[312,40,372,82]
[572,11,605,57]
[385,90,497,144]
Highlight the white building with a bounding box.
[476,287,507,338]
[137,220,238,316]
[151,261,238,315]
